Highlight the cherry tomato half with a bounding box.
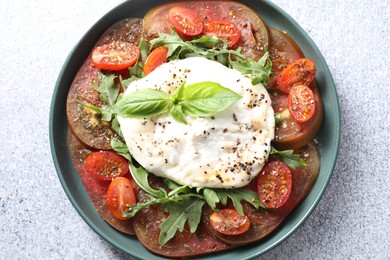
[106,177,136,220]
[210,209,250,235]
[143,46,169,76]
[257,160,292,209]
[276,58,316,93]
[288,85,316,123]
[168,7,203,36]
[85,151,129,181]
[203,20,241,49]
[92,41,139,71]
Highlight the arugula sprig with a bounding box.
[271,147,307,169]
[111,138,263,245]
[113,81,242,124]
[150,30,273,86]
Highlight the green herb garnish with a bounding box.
[271,147,307,169]
[113,81,242,124]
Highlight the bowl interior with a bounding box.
[50,0,340,259]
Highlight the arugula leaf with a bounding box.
[229,52,273,86]
[159,198,205,245]
[110,138,131,161]
[202,188,220,210]
[129,161,167,198]
[114,88,172,118]
[216,188,265,215]
[271,147,306,169]
[179,81,242,117]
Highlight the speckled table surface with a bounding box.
[1,0,389,259]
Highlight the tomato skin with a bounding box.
[276,58,316,93]
[92,41,139,71]
[143,46,169,76]
[106,177,136,220]
[210,209,250,235]
[257,160,292,209]
[203,20,241,49]
[168,7,203,36]
[85,151,129,181]
[288,85,316,123]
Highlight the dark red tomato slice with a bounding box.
[143,46,169,75]
[288,85,316,123]
[168,7,203,36]
[276,58,316,93]
[257,160,292,209]
[106,177,136,220]
[85,151,129,181]
[203,20,241,49]
[92,41,139,71]
[210,209,250,235]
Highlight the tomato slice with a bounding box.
[168,7,203,36]
[85,151,129,181]
[92,41,139,71]
[106,177,136,220]
[210,209,250,235]
[276,58,316,93]
[288,85,316,123]
[203,20,241,49]
[257,160,292,209]
[143,46,169,76]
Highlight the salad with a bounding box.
[66,1,322,258]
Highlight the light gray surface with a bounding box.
[0,0,389,259]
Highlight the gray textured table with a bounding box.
[1,0,389,259]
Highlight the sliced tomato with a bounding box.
[288,85,316,123]
[210,209,250,235]
[85,151,129,181]
[143,46,169,76]
[168,7,203,36]
[276,58,316,93]
[257,160,292,209]
[92,41,139,71]
[203,20,241,49]
[106,177,136,220]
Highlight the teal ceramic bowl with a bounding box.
[50,0,340,259]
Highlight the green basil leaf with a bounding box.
[170,104,187,124]
[180,81,242,117]
[114,88,172,118]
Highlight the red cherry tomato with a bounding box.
[85,151,129,181]
[92,41,139,71]
[168,7,203,36]
[143,46,169,76]
[210,209,250,235]
[288,85,316,123]
[106,177,136,220]
[257,160,292,209]
[203,20,241,49]
[276,58,316,93]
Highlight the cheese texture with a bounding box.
[118,57,274,188]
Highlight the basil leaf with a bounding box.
[114,88,172,118]
[170,104,187,124]
[159,198,205,245]
[180,81,242,117]
[271,147,306,169]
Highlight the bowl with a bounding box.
[50,0,340,259]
